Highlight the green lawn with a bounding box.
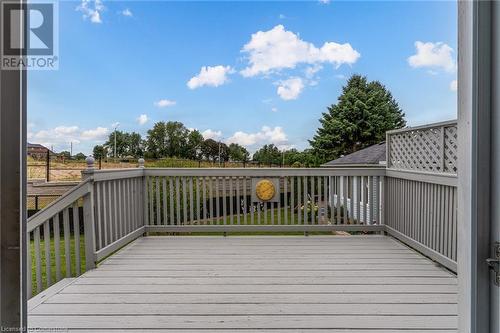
[30,235,86,296]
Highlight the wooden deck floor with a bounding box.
[28,235,458,332]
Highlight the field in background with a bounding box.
[28,157,287,182]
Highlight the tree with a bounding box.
[93,145,108,160]
[186,130,204,160]
[127,132,144,158]
[59,151,71,160]
[105,131,144,158]
[309,74,406,163]
[228,143,250,162]
[74,152,86,160]
[201,139,228,162]
[105,130,127,158]
[145,121,189,158]
[252,144,282,165]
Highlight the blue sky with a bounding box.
[28,0,458,155]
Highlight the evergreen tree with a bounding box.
[310,75,406,163]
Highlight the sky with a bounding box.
[28,0,458,155]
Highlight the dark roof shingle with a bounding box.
[321,142,386,167]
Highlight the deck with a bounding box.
[28,235,458,332]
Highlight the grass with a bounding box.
[149,206,358,236]
[30,235,86,296]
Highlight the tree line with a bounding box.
[92,75,406,167]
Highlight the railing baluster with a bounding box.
[349,177,354,224]
[215,177,220,225]
[169,177,175,225]
[343,176,348,225]
[113,180,118,241]
[34,227,42,293]
[250,182,255,225]
[148,177,154,226]
[72,202,81,276]
[196,177,201,223]
[283,177,288,225]
[96,182,103,249]
[102,181,109,244]
[277,178,281,225]
[189,177,194,225]
[27,231,32,298]
[303,176,308,225]
[63,208,71,277]
[311,176,315,225]
[229,177,234,225]
[202,177,207,223]
[162,177,167,225]
[182,177,188,225]
[155,177,160,226]
[209,177,214,225]
[43,220,51,286]
[222,177,227,225]
[117,180,123,237]
[243,177,248,225]
[53,213,61,280]
[297,176,301,225]
[176,177,181,225]
[236,177,241,225]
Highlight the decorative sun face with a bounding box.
[255,179,276,202]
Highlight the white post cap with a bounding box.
[138,158,145,168]
[86,156,95,170]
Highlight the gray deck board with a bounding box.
[29,235,457,332]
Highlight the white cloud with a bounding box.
[305,64,322,79]
[319,0,331,4]
[187,65,234,89]
[136,114,149,125]
[408,41,456,72]
[76,0,104,24]
[450,79,457,92]
[277,77,304,100]
[81,127,109,140]
[30,125,109,149]
[202,129,222,140]
[121,8,133,17]
[240,25,360,77]
[271,107,278,112]
[227,126,288,147]
[154,99,176,108]
[279,14,286,19]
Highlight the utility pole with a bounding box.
[70,142,73,157]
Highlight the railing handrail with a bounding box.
[143,167,387,177]
[386,119,457,135]
[27,179,91,232]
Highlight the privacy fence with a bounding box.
[27,120,459,298]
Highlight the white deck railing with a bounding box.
[142,168,384,233]
[27,120,461,297]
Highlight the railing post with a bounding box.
[138,158,148,229]
[82,156,96,270]
[379,176,385,227]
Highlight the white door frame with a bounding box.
[457,1,495,332]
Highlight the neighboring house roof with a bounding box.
[28,143,47,149]
[321,142,386,168]
[27,143,54,154]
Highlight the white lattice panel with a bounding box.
[388,122,458,174]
